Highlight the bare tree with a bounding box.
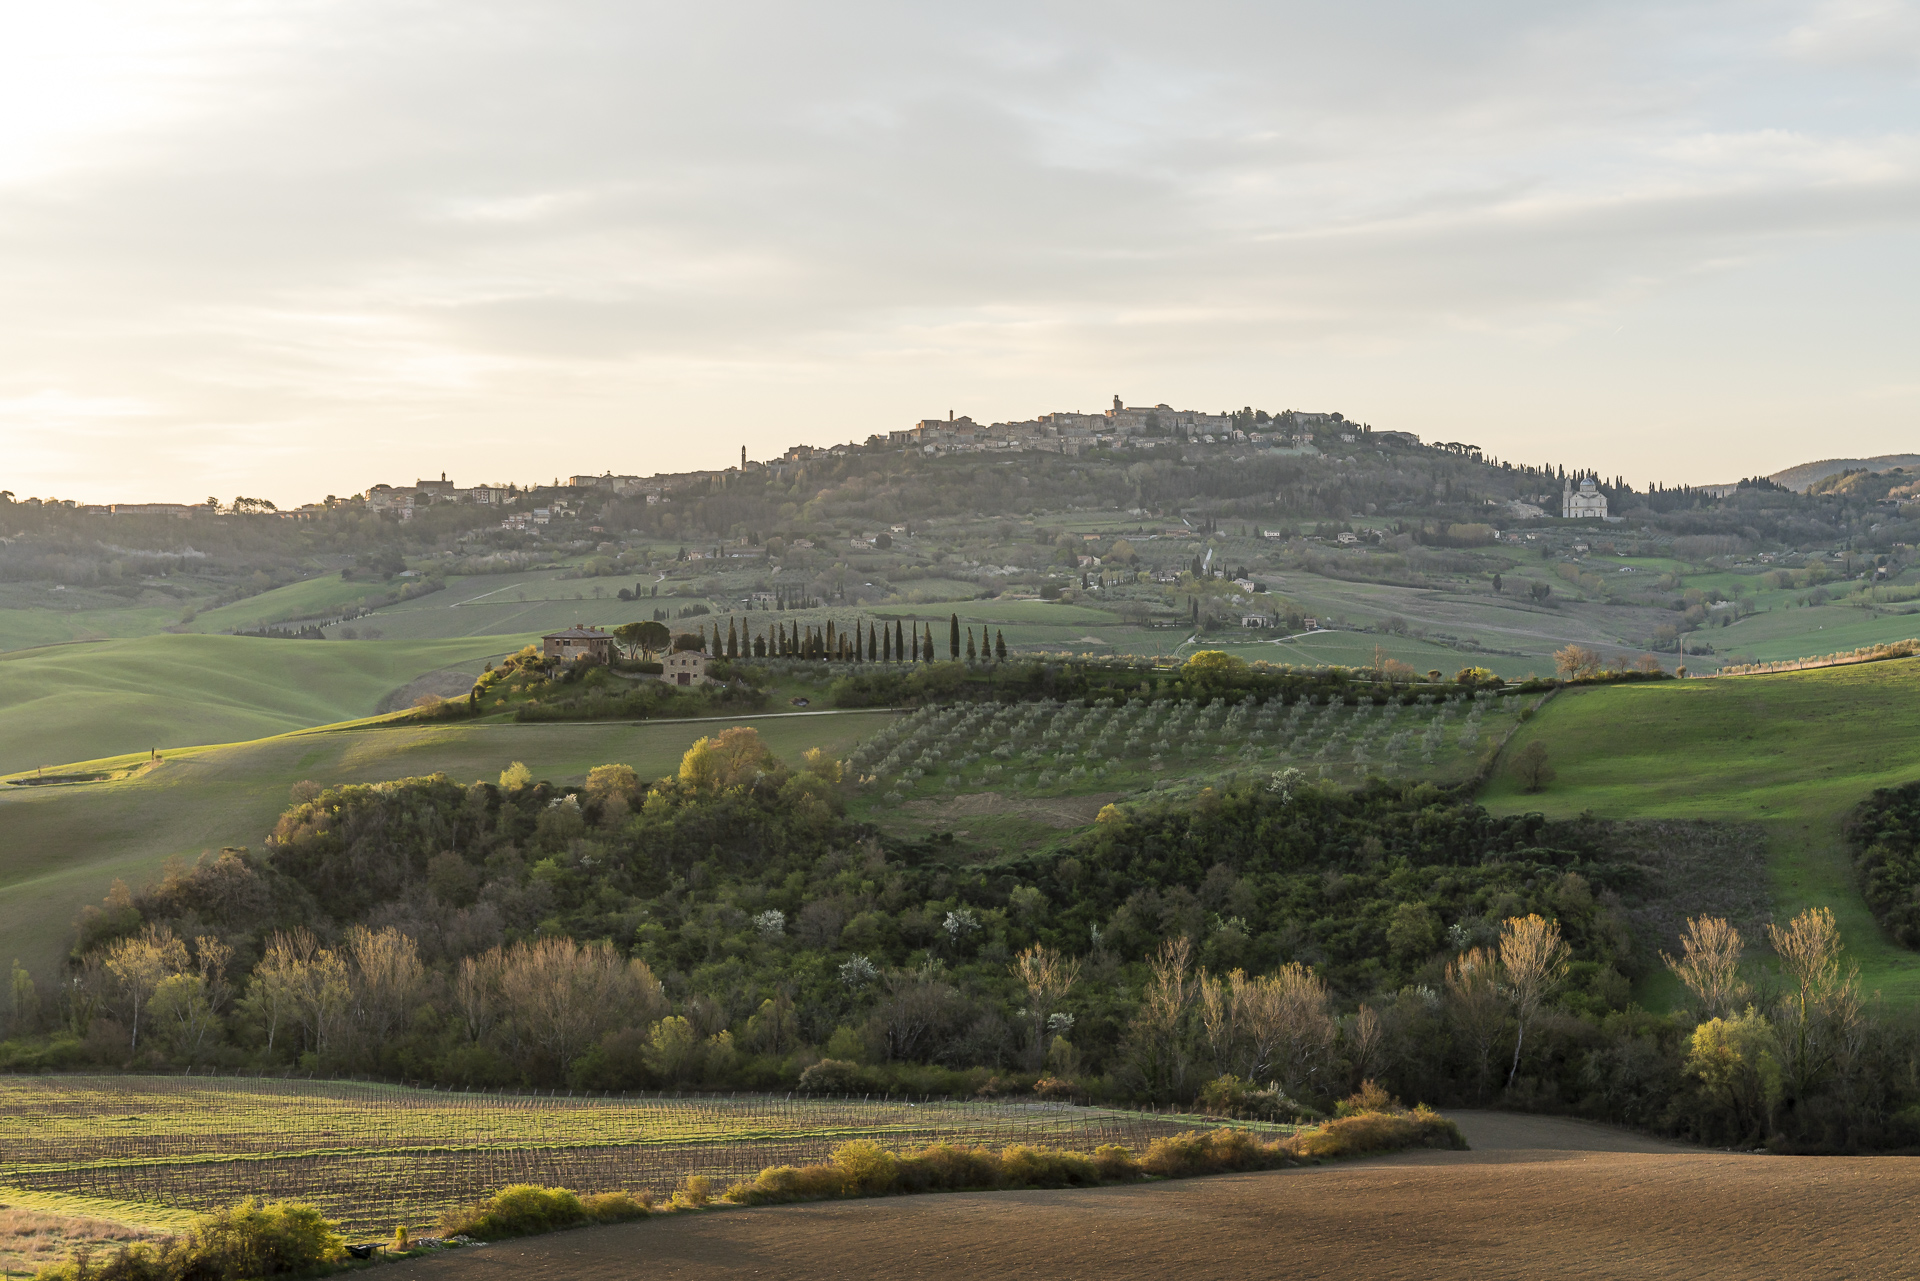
[1011,944,1081,1071]
[1445,945,1506,1101]
[1767,907,1863,1099]
[453,950,505,1046]
[345,926,424,1056]
[1510,741,1555,792]
[876,962,961,1062]
[104,926,189,1052]
[1234,963,1337,1096]
[496,938,667,1077]
[1125,937,1196,1099]
[1343,1004,1388,1088]
[1663,915,1747,1018]
[1554,644,1601,679]
[1501,914,1570,1087]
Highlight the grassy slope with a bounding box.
[0,634,529,775]
[183,574,397,632]
[1479,658,1920,1000]
[0,711,896,983]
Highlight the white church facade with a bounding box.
[1562,476,1608,520]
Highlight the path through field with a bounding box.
[388,1112,1919,1280]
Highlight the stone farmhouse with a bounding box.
[542,625,612,663]
[662,649,711,687]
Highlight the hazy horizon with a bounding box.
[4,1,1917,506]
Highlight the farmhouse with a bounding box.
[542,625,612,663]
[662,648,712,687]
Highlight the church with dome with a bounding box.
[1562,476,1609,519]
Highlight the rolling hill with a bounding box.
[0,710,898,984]
[1480,656,1920,999]
[0,634,527,776]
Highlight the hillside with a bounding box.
[1769,454,1920,492]
[0,634,524,775]
[1481,657,1920,999]
[0,710,896,983]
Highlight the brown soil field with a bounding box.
[388,1112,1920,1280]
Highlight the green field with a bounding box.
[1480,658,1920,1001]
[0,634,535,776]
[0,1077,1218,1236]
[0,711,896,981]
[182,574,399,634]
[1713,605,1920,663]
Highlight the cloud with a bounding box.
[0,0,1917,498]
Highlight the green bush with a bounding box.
[33,1198,343,1280]
[438,1183,650,1240]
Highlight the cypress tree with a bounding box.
[922,622,933,662]
[867,622,877,661]
[966,628,976,662]
[895,619,906,662]
[995,629,1007,661]
[949,613,961,660]
[883,623,892,663]
[727,618,738,658]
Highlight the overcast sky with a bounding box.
[3,0,1917,505]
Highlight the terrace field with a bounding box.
[0,1076,1235,1237]
[0,711,897,982]
[1481,657,1920,1000]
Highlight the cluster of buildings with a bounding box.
[875,399,1388,458]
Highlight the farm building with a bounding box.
[662,649,712,687]
[542,625,612,663]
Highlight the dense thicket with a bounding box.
[12,730,1919,1151]
[1850,783,1920,947]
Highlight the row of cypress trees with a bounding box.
[688,614,1012,664]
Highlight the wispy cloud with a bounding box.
[1,0,1917,500]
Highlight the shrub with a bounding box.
[831,1140,899,1194]
[438,1182,648,1239]
[33,1198,344,1280]
[1281,1106,1466,1160]
[796,1058,864,1092]
[672,1175,714,1209]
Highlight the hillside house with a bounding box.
[542,625,612,663]
[662,648,711,687]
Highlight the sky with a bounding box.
[1,0,1917,506]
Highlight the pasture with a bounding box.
[0,634,527,777]
[1480,658,1920,1000]
[0,711,897,982]
[0,1076,1227,1236]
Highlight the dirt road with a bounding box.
[389,1112,1919,1280]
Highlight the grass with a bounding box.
[0,633,531,777]
[0,1077,1238,1236]
[1713,606,1920,663]
[1480,657,1920,1002]
[183,574,401,634]
[0,710,896,981]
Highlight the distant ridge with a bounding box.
[1767,454,1920,492]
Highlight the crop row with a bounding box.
[2,1077,1233,1233]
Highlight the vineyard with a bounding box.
[0,1077,1265,1234]
[847,688,1530,798]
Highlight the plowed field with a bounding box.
[386,1112,1919,1281]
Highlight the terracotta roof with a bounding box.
[542,625,608,640]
